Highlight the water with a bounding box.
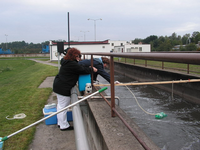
[97,73,200,150]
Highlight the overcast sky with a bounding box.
[1,0,200,44]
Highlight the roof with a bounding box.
[52,40,109,45]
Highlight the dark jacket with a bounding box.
[78,58,110,83]
[53,58,93,96]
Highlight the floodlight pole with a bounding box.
[88,18,102,41]
[68,12,70,48]
[80,31,89,41]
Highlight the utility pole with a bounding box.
[80,31,89,41]
[88,18,102,41]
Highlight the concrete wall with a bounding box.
[114,62,200,104]
[81,98,160,150]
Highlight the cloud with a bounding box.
[166,22,200,36]
[0,0,200,43]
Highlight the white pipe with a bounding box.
[1,87,107,142]
[71,87,90,150]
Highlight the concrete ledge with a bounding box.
[83,94,160,150]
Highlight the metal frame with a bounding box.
[81,52,200,150]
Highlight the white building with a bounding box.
[50,40,127,61]
[114,42,151,53]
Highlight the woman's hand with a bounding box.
[93,67,98,72]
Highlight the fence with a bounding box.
[81,52,200,150]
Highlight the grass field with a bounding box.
[115,58,200,76]
[0,56,199,149]
[0,59,58,150]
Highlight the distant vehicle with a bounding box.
[41,45,50,53]
[0,48,14,54]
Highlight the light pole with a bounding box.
[88,18,102,41]
[5,34,8,49]
[73,36,83,41]
[80,31,89,41]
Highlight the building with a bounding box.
[49,40,127,61]
[173,41,200,50]
[0,48,14,54]
[113,42,151,53]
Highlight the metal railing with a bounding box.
[81,52,200,150]
[82,52,200,115]
[118,58,200,75]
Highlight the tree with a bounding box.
[131,38,143,44]
[194,33,200,43]
[182,34,190,45]
[169,32,177,40]
[143,35,158,44]
[185,43,197,51]
[191,31,199,43]
[157,39,173,51]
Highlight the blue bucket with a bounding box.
[78,74,91,91]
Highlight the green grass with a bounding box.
[0,59,58,150]
[115,57,200,76]
[0,57,49,60]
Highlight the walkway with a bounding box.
[29,60,76,150]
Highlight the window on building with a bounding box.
[139,47,142,51]
[121,43,123,46]
[112,43,114,46]
[102,46,105,48]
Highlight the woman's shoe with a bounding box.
[60,126,74,131]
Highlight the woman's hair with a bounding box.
[63,48,81,61]
[101,57,110,65]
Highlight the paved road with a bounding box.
[30,59,59,67]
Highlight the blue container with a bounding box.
[43,108,73,125]
[78,74,91,91]
[0,137,3,150]
[43,107,57,125]
[67,111,73,121]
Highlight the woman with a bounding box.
[78,57,110,83]
[53,48,97,131]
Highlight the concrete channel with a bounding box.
[30,58,200,150]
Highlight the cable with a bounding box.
[125,85,157,116]
[97,81,161,117]
[6,113,26,120]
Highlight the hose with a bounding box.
[6,113,26,120]
[125,85,157,116]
